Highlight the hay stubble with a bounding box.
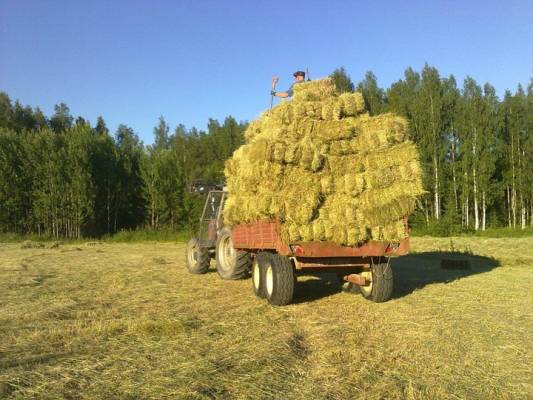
[0,238,532,399]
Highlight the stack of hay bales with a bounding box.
[224,78,424,246]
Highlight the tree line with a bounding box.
[332,66,532,232]
[0,64,531,238]
[0,96,246,238]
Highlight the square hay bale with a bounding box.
[225,77,424,245]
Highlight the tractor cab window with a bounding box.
[203,191,224,221]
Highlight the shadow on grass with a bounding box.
[390,251,500,299]
[292,273,341,304]
[292,251,500,303]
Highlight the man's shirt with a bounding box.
[286,80,304,97]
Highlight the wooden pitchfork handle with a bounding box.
[269,76,279,112]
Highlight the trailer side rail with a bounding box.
[231,219,409,258]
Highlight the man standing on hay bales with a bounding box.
[271,70,306,98]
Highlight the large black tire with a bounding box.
[261,253,295,306]
[215,227,252,280]
[359,262,393,303]
[186,237,210,274]
[251,254,266,298]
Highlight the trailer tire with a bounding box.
[186,237,210,274]
[216,227,251,280]
[359,262,393,303]
[252,253,266,298]
[262,253,295,306]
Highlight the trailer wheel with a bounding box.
[186,237,210,274]
[216,227,252,280]
[359,262,393,303]
[262,253,295,306]
[251,253,266,298]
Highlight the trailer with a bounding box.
[186,190,409,305]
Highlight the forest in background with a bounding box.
[0,64,531,238]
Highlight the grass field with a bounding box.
[0,237,531,399]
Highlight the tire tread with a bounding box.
[265,253,294,306]
[186,238,210,274]
[364,262,393,303]
[252,253,267,298]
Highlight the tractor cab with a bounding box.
[186,184,251,279]
[198,189,226,248]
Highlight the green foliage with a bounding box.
[50,103,73,133]
[329,67,354,94]
[0,97,246,238]
[384,64,532,233]
[153,116,170,151]
[0,64,531,239]
[95,116,108,135]
[114,124,146,230]
[471,226,533,237]
[411,219,473,237]
[103,228,191,242]
[0,93,13,129]
[412,223,533,238]
[356,71,385,115]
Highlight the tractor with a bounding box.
[186,188,409,306]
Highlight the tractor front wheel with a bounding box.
[186,237,210,274]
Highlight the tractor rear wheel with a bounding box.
[186,237,210,274]
[215,227,252,280]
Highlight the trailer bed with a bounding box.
[231,219,409,258]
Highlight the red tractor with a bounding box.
[186,189,409,306]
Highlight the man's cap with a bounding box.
[293,70,306,77]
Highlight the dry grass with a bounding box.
[0,237,531,399]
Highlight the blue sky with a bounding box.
[1,0,531,144]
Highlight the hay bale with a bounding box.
[339,92,365,116]
[292,78,337,102]
[224,78,424,245]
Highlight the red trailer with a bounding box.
[186,190,409,305]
